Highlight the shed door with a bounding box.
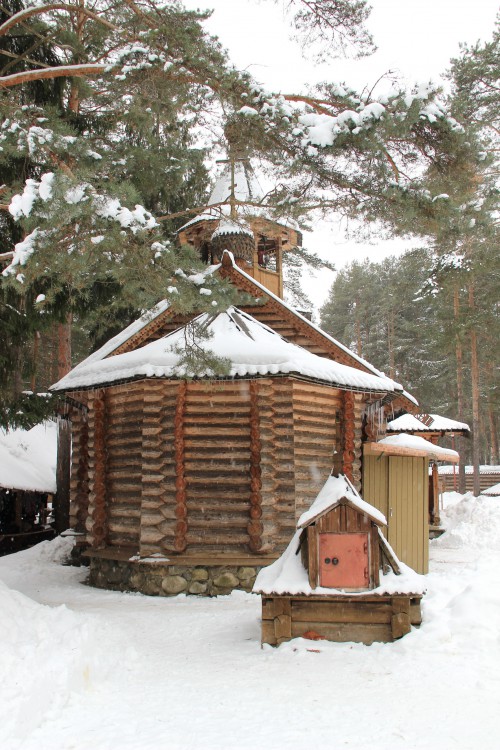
[319,533,369,588]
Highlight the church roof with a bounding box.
[51,307,401,394]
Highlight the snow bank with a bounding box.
[0,538,116,748]
[433,493,500,551]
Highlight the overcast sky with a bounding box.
[183,0,499,305]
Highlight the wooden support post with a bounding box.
[429,462,440,527]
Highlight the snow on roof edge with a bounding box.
[223,253,403,393]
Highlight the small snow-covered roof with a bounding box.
[0,421,57,493]
[211,217,253,238]
[51,308,401,394]
[438,464,500,476]
[481,483,500,497]
[297,474,386,529]
[253,529,426,597]
[388,413,470,434]
[371,434,459,463]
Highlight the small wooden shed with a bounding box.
[387,412,470,527]
[363,433,459,574]
[254,474,424,646]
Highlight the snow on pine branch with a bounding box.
[3,172,158,280]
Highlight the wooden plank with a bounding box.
[291,600,393,624]
[290,621,393,644]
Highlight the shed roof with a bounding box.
[297,474,387,529]
[0,421,57,493]
[365,433,460,463]
[481,483,500,497]
[387,413,470,434]
[437,464,500,476]
[51,307,401,394]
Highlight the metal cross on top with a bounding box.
[216,154,248,220]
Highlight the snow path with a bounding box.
[1,494,499,750]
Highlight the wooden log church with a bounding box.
[51,161,440,595]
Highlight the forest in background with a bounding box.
[319,248,499,464]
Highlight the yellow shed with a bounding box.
[363,435,459,574]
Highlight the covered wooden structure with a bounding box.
[363,434,459,573]
[387,413,470,529]
[51,297,406,595]
[0,421,56,555]
[254,474,424,645]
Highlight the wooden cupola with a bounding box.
[297,474,387,592]
[177,131,301,299]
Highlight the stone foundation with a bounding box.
[88,556,263,596]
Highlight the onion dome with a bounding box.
[211,218,255,265]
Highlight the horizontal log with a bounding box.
[186,531,250,545]
[184,501,251,513]
[291,600,393,624]
[186,518,250,530]
[107,505,141,519]
[289,621,392,644]
[183,426,252,438]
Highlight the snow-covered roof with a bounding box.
[223,253,407,396]
[388,413,470,434]
[253,528,426,597]
[437,465,500,476]
[374,434,459,463]
[0,421,57,493]
[211,217,253,238]
[481,483,500,497]
[297,474,386,528]
[51,308,401,394]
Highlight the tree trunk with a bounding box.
[468,284,481,497]
[454,285,467,493]
[55,415,71,533]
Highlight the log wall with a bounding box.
[258,379,295,552]
[105,383,144,548]
[292,381,342,521]
[72,374,372,561]
[140,380,178,556]
[182,380,253,554]
[69,406,89,534]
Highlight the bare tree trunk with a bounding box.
[387,310,395,381]
[468,284,481,496]
[454,285,467,493]
[55,3,85,532]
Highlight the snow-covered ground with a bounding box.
[1,492,499,750]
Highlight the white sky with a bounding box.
[183,0,499,306]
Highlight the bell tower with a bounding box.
[177,128,302,299]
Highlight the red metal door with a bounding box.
[319,533,369,589]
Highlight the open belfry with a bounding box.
[51,148,451,601]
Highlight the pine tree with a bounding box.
[0,0,480,427]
